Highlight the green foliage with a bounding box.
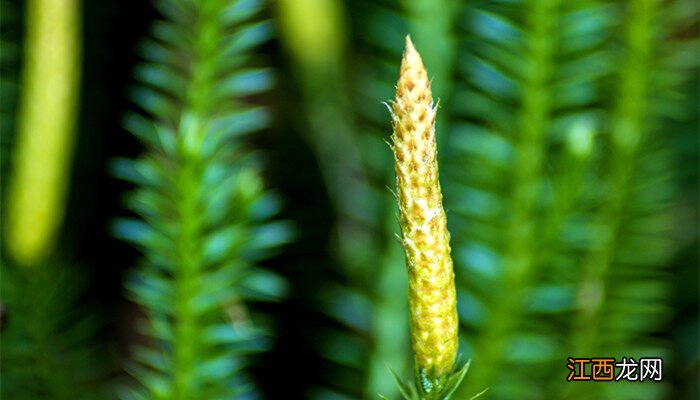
[0,0,21,194]
[1,0,696,399]
[0,262,107,400]
[277,1,414,398]
[302,0,698,399]
[0,2,106,398]
[381,361,482,400]
[442,0,699,399]
[444,0,611,397]
[112,0,291,398]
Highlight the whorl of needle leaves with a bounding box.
[390,36,458,380]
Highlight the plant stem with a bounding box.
[565,0,654,397]
[172,156,201,399]
[171,2,221,397]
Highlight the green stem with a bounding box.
[280,4,405,400]
[564,0,653,397]
[172,156,202,399]
[278,0,374,274]
[170,2,222,398]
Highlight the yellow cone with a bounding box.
[5,0,81,266]
[390,36,458,378]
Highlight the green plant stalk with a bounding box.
[277,0,375,268]
[539,123,594,268]
[390,35,459,385]
[277,0,344,72]
[141,3,229,397]
[119,1,287,398]
[278,3,409,397]
[168,3,219,394]
[171,158,200,399]
[5,0,80,266]
[546,122,595,233]
[565,0,655,397]
[171,3,219,397]
[459,0,558,395]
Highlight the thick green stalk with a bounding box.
[539,121,596,272]
[278,3,408,398]
[168,3,222,398]
[171,158,201,399]
[460,0,558,395]
[277,0,375,271]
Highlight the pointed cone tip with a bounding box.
[402,34,424,70]
[404,35,416,55]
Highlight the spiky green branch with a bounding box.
[115,1,290,398]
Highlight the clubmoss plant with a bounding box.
[113,1,291,398]
[384,36,480,400]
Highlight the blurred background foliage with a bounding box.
[0,0,697,399]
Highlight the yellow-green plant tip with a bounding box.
[5,0,81,266]
[277,0,344,70]
[390,35,458,378]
